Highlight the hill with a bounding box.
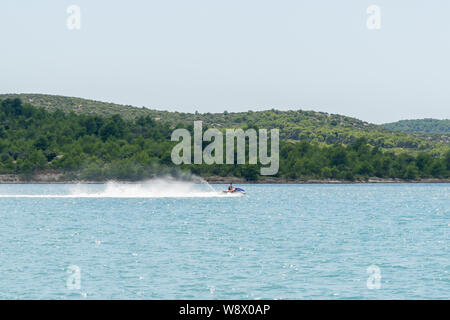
[0,97,449,182]
[382,119,450,133]
[381,119,450,146]
[1,93,448,155]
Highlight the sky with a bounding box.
[0,0,449,123]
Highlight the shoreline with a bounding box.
[0,174,448,184]
[204,177,450,184]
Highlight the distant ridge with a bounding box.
[0,93,155,120]
[382,119,450,134]
[1,93,448,152]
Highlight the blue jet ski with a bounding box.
[222,187,246,194]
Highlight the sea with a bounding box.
[0,181,448,299]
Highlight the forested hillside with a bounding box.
[1,93,448,155]
[1,98,449,181]
[382,119,450,133]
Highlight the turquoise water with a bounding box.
[0,183,448,299]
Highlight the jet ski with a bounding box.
[222,187,246,194]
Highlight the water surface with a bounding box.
[0,183,448,299]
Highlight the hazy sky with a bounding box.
[1,0,449,123]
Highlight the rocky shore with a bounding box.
[0,173,449,184]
